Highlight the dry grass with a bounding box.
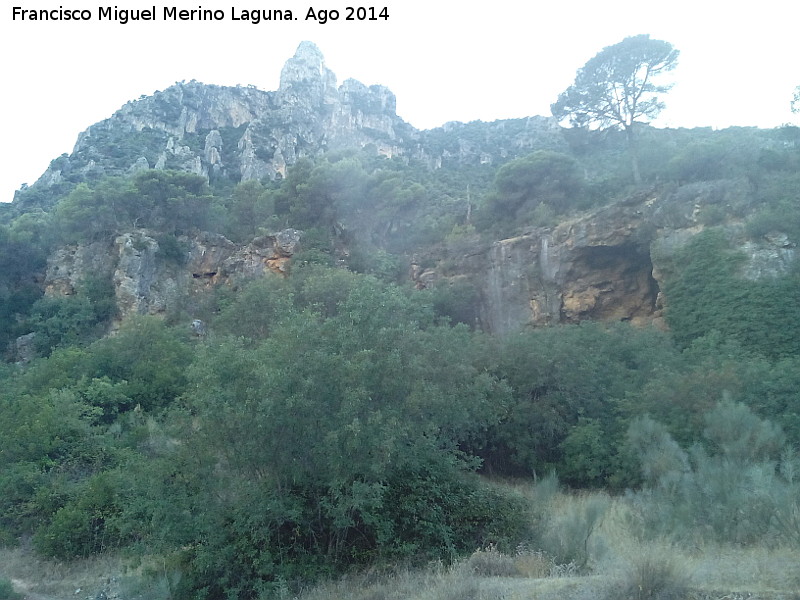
[601,496,800,590]
[3,490,800,600]
[606,547,691,600]
[688,545,800,594]
[463,546,551,579]
[294,565,589,600]
[0,545,129,600]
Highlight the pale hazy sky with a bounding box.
[1,0,798,204]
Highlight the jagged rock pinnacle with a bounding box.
[278,41,338,106]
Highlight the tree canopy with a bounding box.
[551,34,679,182]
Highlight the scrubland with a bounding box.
[3,486,799,600]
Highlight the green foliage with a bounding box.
[131,170,213,234]
[0,388,108,540]
[52,171,213,245]
[290,158,369,229]
[211,275,292,342]
[552,34,679,132]
[559,419,616,488]
[0,223,47,349]
[0,578,22,600]
[481,151,586,231]
[552,34,678,184]
[33,471,132,560]
[666,139,756,182]
[25,274,116,356]
[219,179,279,242]
[27,295,96,354]
[746,172,800,240]
[663,229,800,358]
[115,267,525,596]
[627,401,800,546]
[154,233,189,264]
[376,468,531,563]
[266,153,476,255]
[481,322,678,486]
[0,319,190,549]
[85,317,193,412]
[53,180,133,244]
[345,247,404,283]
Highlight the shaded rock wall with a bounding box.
[41,180,798,336]
[44,229,302,324]
[415,181,797,335]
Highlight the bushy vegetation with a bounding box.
[607,549,689,600]
[0,578,21,600]
[0,272,530,596]
[478,151,587,230]
[661,228,800,359]
[625,402,800,547]
[3,256,799,596]
[2,89,800,599]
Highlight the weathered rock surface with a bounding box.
[44,229,302,323]
[21,42,414,206]
[414,181,797,334]
[18,46,797,338]
[14,42,564,210]
[10,332,37,365]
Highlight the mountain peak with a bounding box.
[294,40,325,63]
[278,41,337,105]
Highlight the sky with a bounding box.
[1,0,798,204]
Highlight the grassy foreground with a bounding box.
[2,490,799,600]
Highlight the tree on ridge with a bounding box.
[552,34,679,184]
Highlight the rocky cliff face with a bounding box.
[24,42,412,204]
[44,228,301,324]
[16,42,563,211]
[17,42,797,341]
[414,180,797,334]
[38,178,796,337]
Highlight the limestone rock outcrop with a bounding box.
[22,42,413,208]
[44,229,302,324]
[15,42,563,210]
[414,180,797,335]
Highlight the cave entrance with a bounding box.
[560,243,660,324]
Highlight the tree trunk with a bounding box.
[625,123,642,185]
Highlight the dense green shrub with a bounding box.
[376,467,531,563]
[479,321,678,485]
[33,470,136,560]
[85,317,193,412]
[0,578,22,600]
[481,151,586,232]
[626,401,800,546]
[0,223,47,349]
[25,274,115,356]
[101,268,527,598]
[663,229,800,359]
